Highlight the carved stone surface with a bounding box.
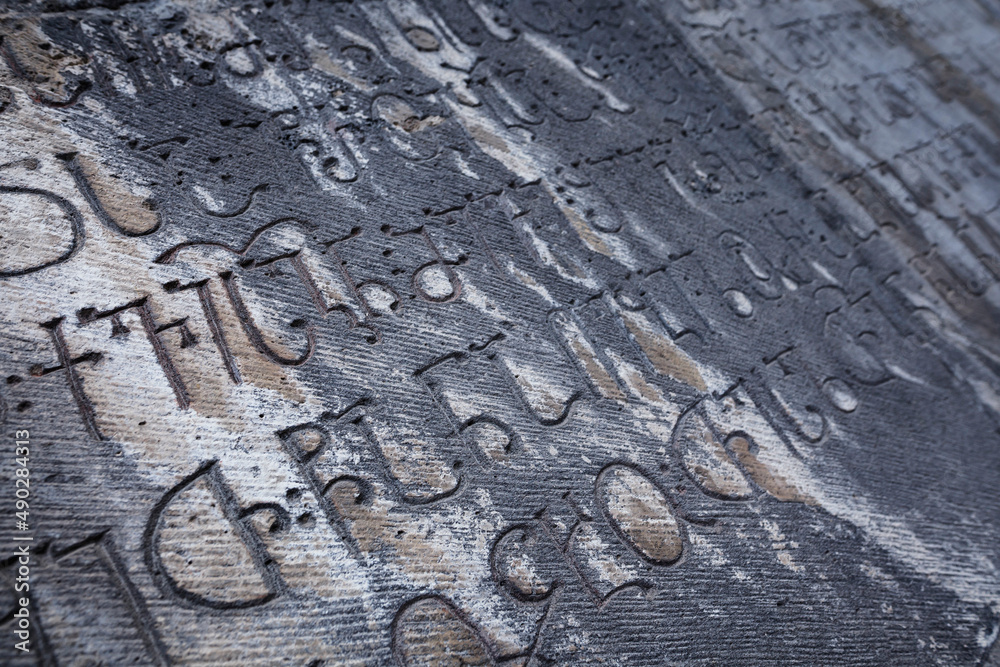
[0,0,999,664]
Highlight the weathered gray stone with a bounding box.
[0,0,998,664]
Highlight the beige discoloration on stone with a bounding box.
[572,521,644,589]
[76,154,159,235]
[367,420,458,497]
[608,350,668,405]
[500,354,574,422]
[158,477,272,604]
[167,0,245,52]
[552,312,625,401]
[560,204,616,259]
[464,421,512,463]
[304,34,375,92]
[465,120,511,154]
[700,391,818,505]
[508,263,557,305]
[762,519,804,574]
[0,188,75,274]
[0,18,88,101]
[393,597,491,666]
[495,545,550,599]
[599,466,683,563]
[155,292,243,422]
[619,309,707,392]
[404,27,441,53]
[329,483,483,589]
[676,414,753,499]
[325,483,531,655]
[374,95,445,134]
[329,482,411,556]
[729,435,815,505]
